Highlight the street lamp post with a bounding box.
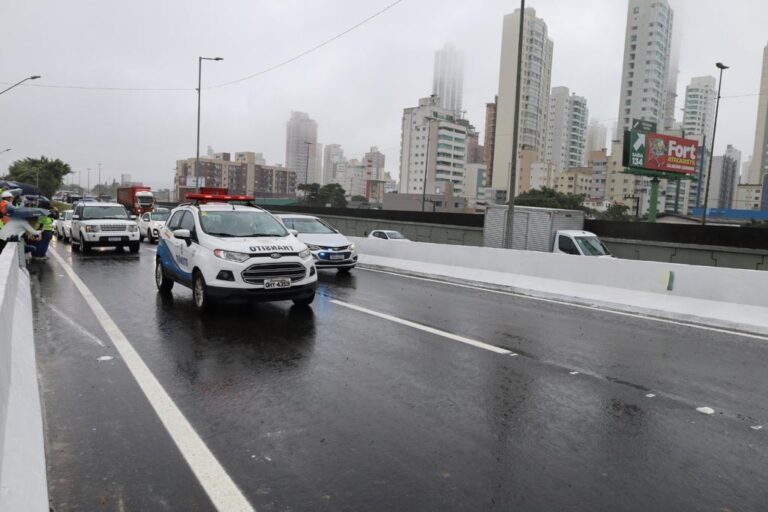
[503,0,526,249]
[701,62,728,226]
[196,56,223,192]
[98,162,102,199]
[87,168,91,194]
[303,141,313,187]
[0,75,40,96]
[421,116,437,212]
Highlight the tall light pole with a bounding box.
[421,115,437,212]
[701,62,728,226]
[87,167,91,194]
[0,75,40,96]
[98,162,102,199]
[503,0,525,249]
[303,141,313,186]
[196,56,223,192]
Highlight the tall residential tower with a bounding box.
[491,7,553,191]
[748,43,768,186]
[545,86,588,173]
[285,112,319,186]
[432,43,464,116]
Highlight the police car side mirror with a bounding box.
[288,229,299,237]
[173,229,190,239]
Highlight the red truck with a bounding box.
[117,186,155,216]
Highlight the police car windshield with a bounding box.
[200,210,288,238]
[282,217,336,234]
[82,205,129,220]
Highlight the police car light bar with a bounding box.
[186,193,255,203]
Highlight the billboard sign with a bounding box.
[624,131,699,175]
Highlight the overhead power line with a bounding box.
[207,0,405,89]
[0,0,405,93]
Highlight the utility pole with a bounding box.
[196,57,223,192]
[702,62,728,225]
[503,0,525,249]
[98,163,102,199]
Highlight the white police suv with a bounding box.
[155,194,317,312]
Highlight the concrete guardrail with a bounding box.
[351,237,768,336]
[0,243,48,511]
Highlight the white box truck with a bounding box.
[483,205,612,256]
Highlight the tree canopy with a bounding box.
[513,187,587,211]
[6,157,71,198]
[597,203,632,221]
[297,183,347,208]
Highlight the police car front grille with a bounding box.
[241,262,307,285]
[100,225,127,232]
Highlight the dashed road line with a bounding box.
[49,249,255,512]
[330,299,511,355]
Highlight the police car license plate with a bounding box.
[330,254,344,260]
[108,237,121,242]
[264,278,291,289]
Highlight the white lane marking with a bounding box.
[645,393,656,398]
[696,406,715,415]
[508,353,519,357]
[49,250,255,512]
[97,356,114,362]
[330,299,511,355]
[39,298,106,347]
[569,371,580,375]
[751,425,763,431]
[358,267,768,342]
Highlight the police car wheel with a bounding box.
[155,260,173,293]
[292,292,315,307]
[192,271,212,312]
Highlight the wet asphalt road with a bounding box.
[31,239,768,511]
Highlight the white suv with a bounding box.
[156,199,317,312]
[71,201,140,254]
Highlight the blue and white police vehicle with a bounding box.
[155,194,317,312]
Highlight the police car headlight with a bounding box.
[349,243,356,252]
[306,244,321,251]
[85,225,100,233]
[127,225,138,232]
[213,249,250,263]
[298,248,311,259]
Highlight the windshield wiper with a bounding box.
[242,233,282,237]
[206,232,237,237]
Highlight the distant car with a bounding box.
[368,230,410,241]
[138,208,170,243]
[55,210,73,242]
[70,201,141,254]
[275,214,357,273]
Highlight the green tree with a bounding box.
[297,183,321,205]
[514,187,587,211]
[6,157,71,198]
[598,203,632,221]
[350,195,369,203]
[319,183,347,208]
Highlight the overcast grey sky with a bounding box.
[1,0,766,190]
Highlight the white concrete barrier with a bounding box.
[0,243,48,511]
[351,237,768,334]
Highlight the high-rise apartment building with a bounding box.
[617,0,674,134]
[484,98,497,182]
[399,96,468,196]
[682,76,716,142]
[748,43,768,185]
[707,145,741,209]
[492,8,553,191]
[545,86,588,173]
[285,111,319,186]
[586,121,608,155]
[363,146,386,181]
[323,144,346,185]
[432,43,464,116]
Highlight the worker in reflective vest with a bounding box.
[33,212,56,259]
[0,190,15,225]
